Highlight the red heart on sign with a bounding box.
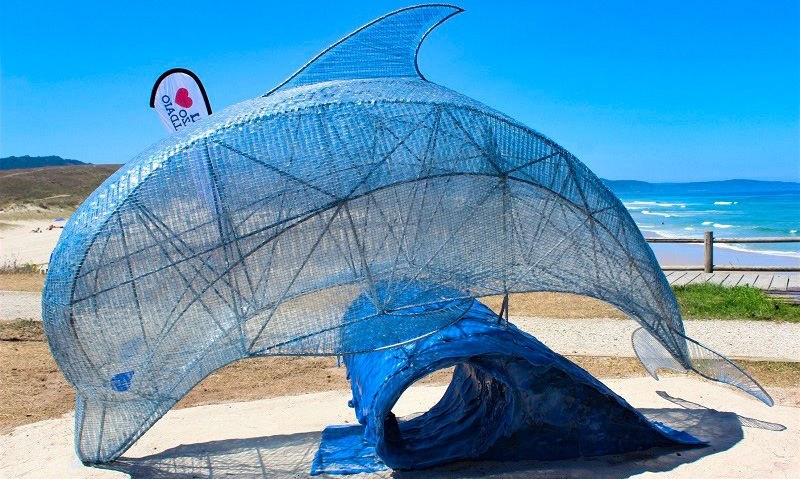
[175,88,193,109]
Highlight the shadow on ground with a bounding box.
[99,403,779,479]
[656,390,787,431]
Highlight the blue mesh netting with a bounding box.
[312,293,702,474]
[41,4,770,464]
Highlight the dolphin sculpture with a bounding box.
[42,4,771,464]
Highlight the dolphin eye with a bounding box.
[110,371,135,392]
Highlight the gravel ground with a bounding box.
[0,291,41,321]
[513,316,800,362]
[2,291,797,361]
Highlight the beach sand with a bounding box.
[1,218,797,270]
[0,377,797,479]
[650,242,800,268]
[0,220,64,266]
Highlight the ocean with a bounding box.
[617,192,800,259]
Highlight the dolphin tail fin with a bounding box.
[632,327,774,406]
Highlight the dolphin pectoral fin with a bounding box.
[681,333,774,407]
[74,393,164,464]
[75,390,190,463]
[633,327,773,406]
[631,327,687,379]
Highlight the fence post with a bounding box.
[704,230,713,273]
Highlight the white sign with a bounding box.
[150,69,212,134]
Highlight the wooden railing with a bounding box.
[646,231,800,272]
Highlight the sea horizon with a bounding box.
[613,186,799,264]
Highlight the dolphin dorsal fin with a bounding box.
[265,4,463,96]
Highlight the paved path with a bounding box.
[664,270,800,291]
[0,291,41,321]
[3,291,798,361]
[512,316,800,362]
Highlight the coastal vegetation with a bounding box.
[481,289,799,322]
[0,163,121,219]
[0,262,42,275]
[0,155,88,170]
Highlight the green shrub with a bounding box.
[0,261,42,274]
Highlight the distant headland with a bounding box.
[603,179,799,195]
[2,155,798,200]
[0,155,89,170]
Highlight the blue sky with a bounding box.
[1,0,798,182]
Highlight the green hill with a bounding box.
[0,155,89,170]
[0,165,122,219]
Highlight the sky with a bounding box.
[1,0,798,182]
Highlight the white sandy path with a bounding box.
[0,291,41,320]
[2,292,797,362]
[0,220,63,266]
[0,377,798,479]
[513,316,800,362]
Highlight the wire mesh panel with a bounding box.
[41,4,770,464]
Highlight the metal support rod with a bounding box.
[499,293,509,327]
[704,230,714,273]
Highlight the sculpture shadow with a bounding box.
[99,407,750,479]
[656,390,786,431]
[102,431,323,479]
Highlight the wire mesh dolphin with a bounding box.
[42,3,771,464]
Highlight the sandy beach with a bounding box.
[650,242,800,268]
[1,218,798,271]
[0,219,64,267]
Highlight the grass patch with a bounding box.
[0,207,75,221]
[486,287,800,321]
[674,283,800,322]
[5,278,796,321]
